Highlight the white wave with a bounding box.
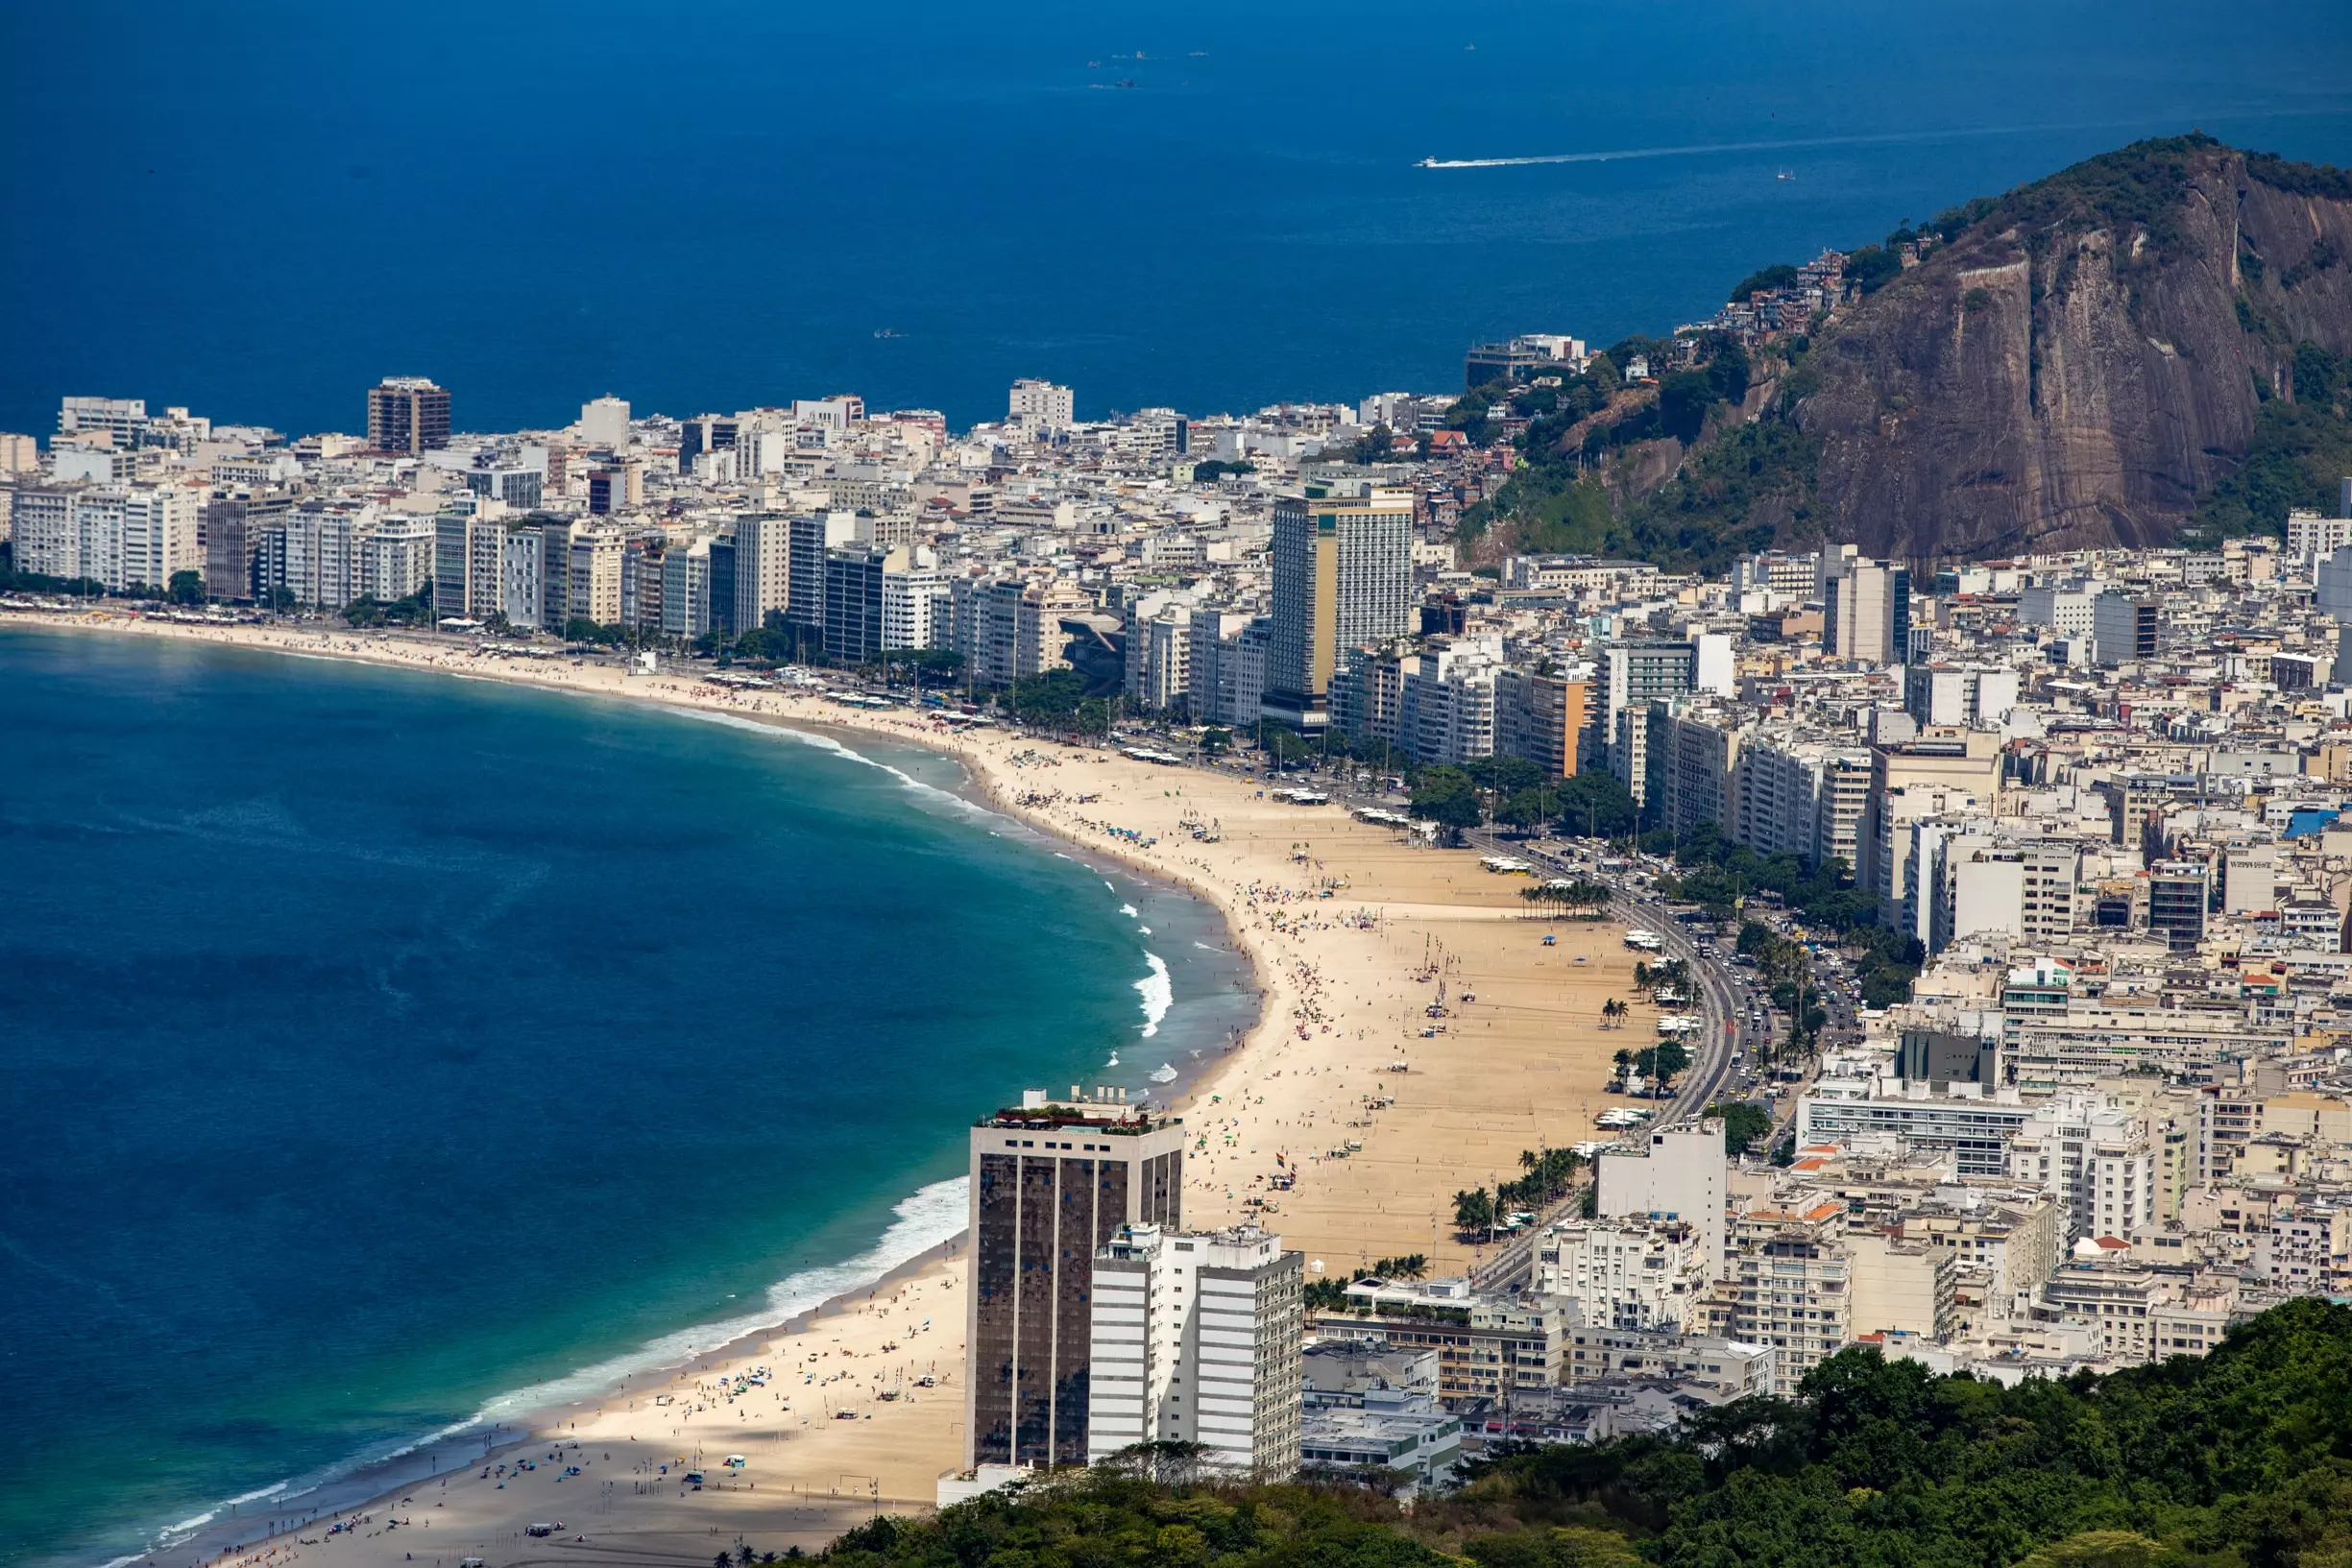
[1193,941,1225,953]
[1134,952,1173,1038]
[672,708,990,817]
[1120,903,1139,919]
[1139,927,1151,935]
[1103,880,1117,892]
[147,1176,971,1557]
[1416,117,2175,171]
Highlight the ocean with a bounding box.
[0,628,1256,1567]
[1,0,2347,437]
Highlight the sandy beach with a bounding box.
[16,611,1645,1568]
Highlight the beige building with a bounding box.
[1847,1228,1959,1339]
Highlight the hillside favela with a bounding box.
[17,107,2352,1568]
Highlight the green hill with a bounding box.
[807,1299,2352,1568]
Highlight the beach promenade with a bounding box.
[18,612,1646,1568]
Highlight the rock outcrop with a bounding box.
[1786,136,2352,561]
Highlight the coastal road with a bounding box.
[1461,832,1749,1131]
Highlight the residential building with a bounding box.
[963,1088,1186,1470]
[366,376,449,455]
[1085,1223,1303,1477]
[1264,478,1415,727]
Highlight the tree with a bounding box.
[1199,726,1232,756]
[1558,770,1638,839]
[1709,1101,1773,1156]
[167,569,204,605]
[1452,1187,1494,1236]
[268,586,300,614]
[1603,1000,1626,1028]
[1411,767,1483,834]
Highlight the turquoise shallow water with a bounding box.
[0,629,1253,1566]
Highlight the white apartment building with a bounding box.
[1797,1082,2036,1177]
[2018,584,2098,637]
[1086,1223,1303,1477]
[1404,642,1499,765]
[1729,1204,1851,1393]
[1187,613,1271,728]
[1595,1122,1727,1288]
[1655,701,1747,839]
[1903,663,2020,727]
[2287,508,2352,566]
[2006,1096,2155,1244]
[1734,736,1872,870]
[361,518,433,603]
[1534,1218,1707,1330]
[576,395,631,448]
[882,563,951,652]
[1008,378,1075,432]
[14,483,200,593]
[1123,591,1194,712]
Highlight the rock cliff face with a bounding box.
[1787,138,2352,561]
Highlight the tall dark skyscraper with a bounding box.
[962,1089,1185,1470]
[366,376,450,455]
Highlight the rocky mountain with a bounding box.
[1782,135,2352,560]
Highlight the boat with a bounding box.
[1776,169,1796,181]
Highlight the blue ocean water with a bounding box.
[1,0,2347,437]
[0,628,1253,1567]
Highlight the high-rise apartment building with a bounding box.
[202,491,292,602]
[1494,669,1590,779]
[2091,592,2160,666]
[732,513,792,635]
[1824,556,1910,664]
[1595,1122,1727,1289]
[1601,641,1697,806]
[568,534,624,628]
[965,1089,1187,1470]
[576,395,631,449]
[1535,1217,1707,1331]
[787,512,859,638]
[1086,1223,1303,1476]
[1265,479,1414,728]
[366,377,450,456]
[661,544,712,639]
[824,545,890,663]
[1728,1203,1850,1393]
[586,459,643,516]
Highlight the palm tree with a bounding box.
[1602,998,1626,1027]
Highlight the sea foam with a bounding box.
[1135,952,1173,1037]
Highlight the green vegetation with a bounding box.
[1556,770,1639,839]
[1709,1100,1772,1156]
[341,585,436,627]
[1632,1040,1689,1084]
[1189,460,1255,482]
[821,1302,2352,1568]
[1727,263,1799,302]
[2191,339,2352,540]
[1650,819,1921,1011]
[1007,668,1111,736]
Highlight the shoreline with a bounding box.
[10,610,1637,1568]
[13,611,1275,1568]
